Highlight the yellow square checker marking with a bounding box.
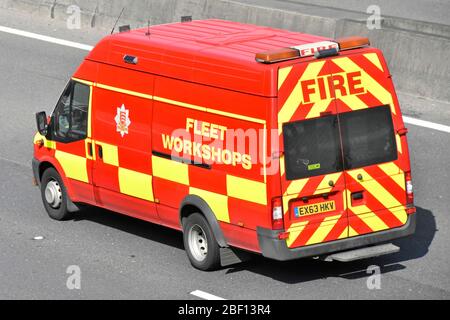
[118,168,154,202]
[96,141,119,167]
[189,187,230,223]
[34,132,56,149]
[152,155,189,185]
[226,175,267,206]
[55,150,88,183]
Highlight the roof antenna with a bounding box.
[145,19,151,36]
[111,7,125,34]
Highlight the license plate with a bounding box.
[294,200,336,218]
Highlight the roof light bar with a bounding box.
[336,36,370,50]
[255,37,370,64]
[255,48,300,64]
[292,41,339,58]
[315,48,339,59]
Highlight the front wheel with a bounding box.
[183,213,221,271]
[40,167,72,221]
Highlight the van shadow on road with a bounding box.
[73,206,435,284]
[228,207,436,284]
[73,208,185,251]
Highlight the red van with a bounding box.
[33,19,415,270]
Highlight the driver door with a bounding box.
[49,79,95,204]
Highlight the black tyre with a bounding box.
[40,167,72,221]
[183,213,221,271]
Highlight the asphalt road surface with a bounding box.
[0,10,449,300]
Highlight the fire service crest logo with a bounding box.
[115,104,131,137]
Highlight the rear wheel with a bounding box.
[183,213,221,271]
[40,167,72,221]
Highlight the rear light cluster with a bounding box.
[405,171,416,214]
[271,197,284,230]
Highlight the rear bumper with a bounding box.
[32,157,40,185]
[257,213,416,261]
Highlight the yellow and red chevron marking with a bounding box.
[282,172,344,214]
[284,161,408,248]
[284,173,348,248]
[284,164,408,248]
[278,60,328,132]
[286,214,348,248]
[346,164,408,236]
[277,51,409,179]
[278,51,411,249]
[277,51,401,123]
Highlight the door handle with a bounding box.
[97,145,103,159]
[351,191,364,200]
[87,142,93,157]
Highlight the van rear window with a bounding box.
[283,115,343,181]
[282,105,397,181]
[340,105,397,170]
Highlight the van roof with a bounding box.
[86,19,331,96]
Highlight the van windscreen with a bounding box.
[340,105,397,170]
[283,115,343,181]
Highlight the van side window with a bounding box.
[283,115,343,180]
[340,105,397,170]
[53,81,90,142]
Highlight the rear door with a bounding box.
[328,51,409,237]
[278,60,349,249]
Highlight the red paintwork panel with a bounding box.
[73,59,98,81]
[118,148,152,175]
[157,205,181,230]
[97,187,159,224]
[55,141,86,158]
[188,166,228,196]
[227,198,269,230]
[86,20,329,96]
[153,177,189,209]
[69,180,96,205]
[220,222,260,253]
[92,164,119,192]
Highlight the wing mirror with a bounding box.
[35,111,48,136]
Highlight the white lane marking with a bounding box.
[1,25,450,136]
[190,290,226,300]
[403,116,450,134]
[0,25,93,51]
